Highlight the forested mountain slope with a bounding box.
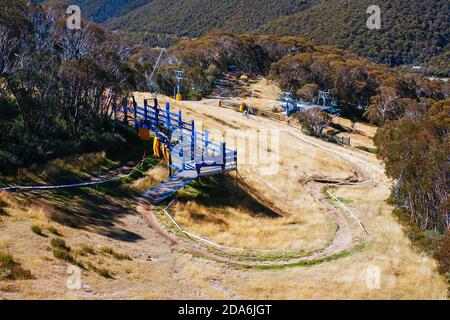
[41,0,449,70]
[256,0,449,67]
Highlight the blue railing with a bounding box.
[115,97,237,177]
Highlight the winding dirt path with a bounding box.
[131,91,386,267]
[136,121,382,267]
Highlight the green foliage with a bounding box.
[47,226,61,236]
[297,83,319,102]
[0,2,140,174]
[154,33,316,99]
[257,0,449,69]
[269,49,448,118]
[434,231,450,276]
[31,225,44,236]
[59,0,448,71]
[393,209,449,278]
[78,245,96,256]
[86,261,113,278]
[52,248,76,263]
[0,252,34,280]
[298,107,331,137]
[100,246,131,261]
[50,238,71,252]
[375,113,449,232]
[421,51,450,77]
[50,238,85,267]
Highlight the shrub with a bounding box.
[79,245,96,256]
[298,107,331,137]
[0,252,34,280]
[52,248,75,263]
[47,226,61,236]
[86,262,113,279]
[31,225,44,236]
[112,252,131,261]
[52,248,84,268]
[96,267,113,279]
[99,246,114,255]
[434,231,450,276]
[51,238,84,268]
[0,150,23,174]
[100,246,131,261]
[50,238,71,252]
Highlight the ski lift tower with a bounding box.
[148,48,166,95]
[174,70,185,101]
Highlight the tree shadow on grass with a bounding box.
[0,198,9,216]
[178,175,281,219]
[25,183,143,243]
[7,142,156,242]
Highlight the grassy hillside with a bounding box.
[43,0,449,70]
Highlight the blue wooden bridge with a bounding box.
[116,97,238,204]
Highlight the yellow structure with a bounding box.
[153,137,170,161]
[163,146,170,162]
[239,103,245,112]
[138,127,151,141]
[153,137,161,158]
[217,99,222,108]
[176,93,182,101]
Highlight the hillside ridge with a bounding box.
[41,0,449,70]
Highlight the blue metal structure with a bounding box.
[117,97,237,178]
[280,91,341,116]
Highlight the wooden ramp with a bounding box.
[141,170,198,204]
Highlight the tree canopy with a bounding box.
[0,1,139,172]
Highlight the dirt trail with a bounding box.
[138,192,353,267]
[135,92,388,266]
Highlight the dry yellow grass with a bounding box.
[336,131,376,149]
[131,165,167,193]
[332,116,378,138]
[134,92,355,252]
[248,78,282,100]
[131,90,447,299]
[42,152,107,178]
[0,84,446,299]
[171,193,336,251]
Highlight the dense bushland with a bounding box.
[269,49,449,119]
[152,32,317,99]
[0,1,139,174]
[269,44,449,233]
[375,100,449,232]
[257,0,449,72]
[155,32,449,120]
[46,0,449,73]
